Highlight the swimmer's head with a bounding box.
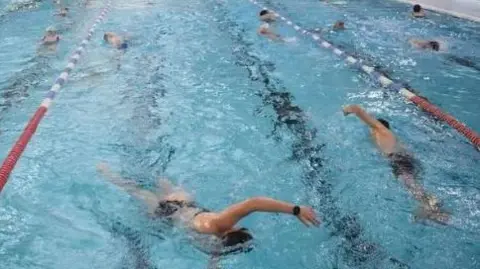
[104,32,114,42]
[259,9,276,22]
[45,26,57,35]
[259,9,268,16]
[377,118,390,129]
[428,41,440,51]
[221,228,253,252]
[413,4,422,13]
[333,20,345,30]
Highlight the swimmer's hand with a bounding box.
[342,104,358,116]
[297,206,321,227]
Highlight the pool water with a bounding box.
[0,0,479,268]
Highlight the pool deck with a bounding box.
[395,0,480,22]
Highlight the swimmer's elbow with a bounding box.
[245,196,267,212]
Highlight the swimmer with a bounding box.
[342,105,449,225]
[311,20,345,34]
[445,55,480,72]
[41,26,60,51]
[257,10,283,41]
[409,39,441,52]
[412,4,426,18]
[56,7,69,17]
[333,20,345,31]
[103,32,128,50]
[96,162,320,261]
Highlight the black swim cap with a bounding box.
[429,41,440,51]
[413,4,422,12]
[222,228,253,251]
[377,118,390,129]
[259,9,269,16]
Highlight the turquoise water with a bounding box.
[0,0,479,268]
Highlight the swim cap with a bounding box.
[46,26,57,33]
[259,9,269,16]
[377,118,390,129]
[413,4,422,12]
[220,228,254,255]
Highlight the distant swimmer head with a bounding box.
[45,26,57,35]
[413,4,422,13]
[429,41,440,51]
[377,118,390,129]
[103,32,114,42]
[333,20,345,30]
[259,9,276,22]
[221,228,254,254]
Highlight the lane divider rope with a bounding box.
[248,0,480,150]
[0,0,113,193]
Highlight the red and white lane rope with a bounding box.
[0,0,113,193]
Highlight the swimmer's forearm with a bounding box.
[344,105,379,128]
[248,197,295,214]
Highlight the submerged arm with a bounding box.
[96,162,160,213]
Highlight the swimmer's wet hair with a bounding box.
[259,9,269,16]
[222,228,253,248]
[429,41,440,51]
[377,118,390,129]
[413,4,422,12]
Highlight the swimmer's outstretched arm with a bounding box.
[343,105,386,130]
[213,197,320,232]
[96,162,160,213]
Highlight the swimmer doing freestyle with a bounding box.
[257,10,295,42]
[343,105,450,225]
[96,162,320,261]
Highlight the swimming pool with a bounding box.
[0,0,479,268]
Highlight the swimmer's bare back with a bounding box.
[343,105,397,154]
